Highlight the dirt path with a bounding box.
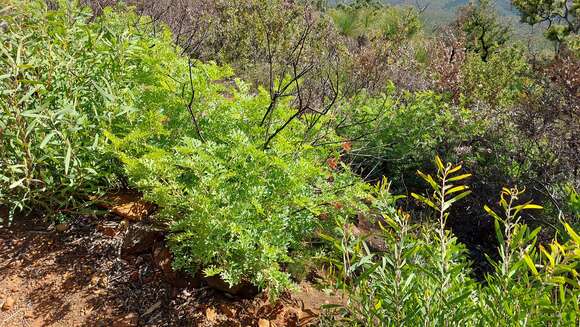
[0,216,342,326]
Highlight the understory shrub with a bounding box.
[336,86,481,182]
[0,0,177,219]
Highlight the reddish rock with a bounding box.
[152,245,200,288]
[55,223,69,233]
[121,222,163,255]
[91,192,154,222]
[97,222,119,237]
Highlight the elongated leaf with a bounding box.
[65,143,72,175]
[447,173,472,182]
[443,191,472,211]
[411,193,438,211]
[435,155,445,172]
[91,80,115,102]
[448,290,472,306]
[540,245,555,268]
[528,226,541,242]
[514,203,543,211]
[447,185,468,195]
[448,164,462,174]
[494,219,504,244]
[564,223,580,244]
[40,131,56,148]
[484,205,503,223]
[523,254,539,275]
[417,170,438,191]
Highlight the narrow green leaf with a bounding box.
[448,164,462,174]
[514,203,543,211]
[448,290,471,306]
[417,170,439,191]
[435,155,445,172]
[65,143,72,175]
[447,185,468,195]
[484,205,503,223]
[528,226,541,242]
[411,193,438,211]
[447,173,472,182]
[40,131,55,149]
[443,191,472,210]
[494,219,504,244]
[564,223,580,244]
[523,254,538,275]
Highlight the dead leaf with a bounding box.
[206,307,217,322]
[143,301,161,317]
[341,141,352,152]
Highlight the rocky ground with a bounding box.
[0,197,344,327]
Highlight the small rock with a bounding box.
[92,192,154,222]
[2,297,15,310]
[121,222,163,255]
[152,245,201,288]
[55,223,69,232]
[258,318,270,327]
[97,222,119,237]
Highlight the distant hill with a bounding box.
[329,0,552,51]
[383,0,520,29]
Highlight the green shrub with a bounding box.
[460,46,530,108]
[108,68,370,293]
[322,157,579,326]
[336,87,481,182]
[0,1,157,219]
[1,0,370,294]
[80,6,368,295]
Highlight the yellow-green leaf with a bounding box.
[447,185,469,195]
[411,193,438,211]
[564,223,580,244]
[435,155,445,172]
[447,174,472,182]
[523,254,539,276]
[448,164,462,174]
